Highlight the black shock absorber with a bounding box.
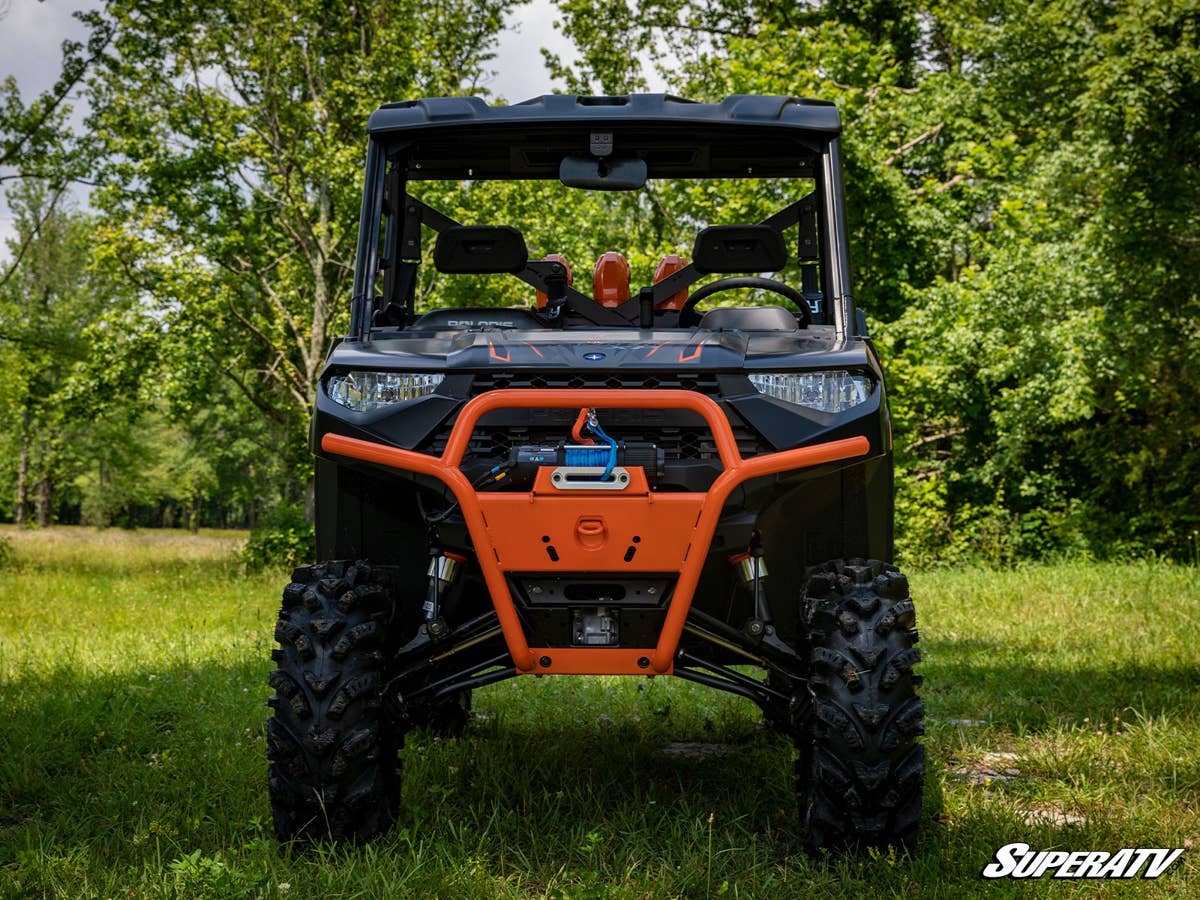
[731,543,771,644]
[423,549,466,639]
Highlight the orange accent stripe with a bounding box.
[678,345,702,362]
[321,390,871,675]
[526,343,544,358]
[488,341,510,363]
[644,342,668,358]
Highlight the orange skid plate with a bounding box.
[321,389,870,676]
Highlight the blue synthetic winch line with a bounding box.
[562,447,612,468]
[585,421,619,480]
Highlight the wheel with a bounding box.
[266,560,402,842]
[797,558,924,853]
[677,276,813,327]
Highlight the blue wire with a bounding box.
[587,421,619,481]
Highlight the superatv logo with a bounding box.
[982,843,1184,879]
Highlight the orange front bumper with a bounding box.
[322,389,870,676]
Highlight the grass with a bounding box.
[0,526,1197,898]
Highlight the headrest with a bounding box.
[592,251,630,307]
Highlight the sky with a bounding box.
[0,0,665,259]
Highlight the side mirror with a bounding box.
[692,225,787,274]
[433,226,529,274]
[559,155,648,191]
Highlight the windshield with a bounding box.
[393,176,817,313]
[349,129,851,336]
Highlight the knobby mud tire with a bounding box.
[798,558,924,853]
[266,560,401,843]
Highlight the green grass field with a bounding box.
[1,527,1197,898]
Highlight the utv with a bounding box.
[266,94,923,853]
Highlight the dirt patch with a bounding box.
[1014,805,1087,827]
[947,751,1021,785]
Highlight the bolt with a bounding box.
[539,656,552,668]
[531,585,543,595]
[647,587,657,596]
[748,620,764,636]
[637,657,650,669]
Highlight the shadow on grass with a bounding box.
[0,657,802,860]
[922,635,1200,730]
[2,644,1195,895]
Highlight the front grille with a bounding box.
[421,421,766,460]
[419,372,767,461]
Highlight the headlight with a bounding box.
[748,370,873,413]
[326,371,444,412]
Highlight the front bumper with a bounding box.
[321,388,871,675]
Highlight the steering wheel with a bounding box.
[678,276,812,328]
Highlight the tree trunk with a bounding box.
[36,467,52,528]
[15,410,29,526]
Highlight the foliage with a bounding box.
[0,6,112,287]
[242,504,315,572]
[84,0,519,507]
[0,184,138,527]
[1,0,1196,563]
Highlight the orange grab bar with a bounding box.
[321,389,871,675]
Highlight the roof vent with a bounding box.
[577,96,631,106]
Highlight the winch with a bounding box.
[506,441,664,487]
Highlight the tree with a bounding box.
[0,182,134,525]
[0,7,112,288]
[85,0,518,505]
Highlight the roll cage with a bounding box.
[347,94,857,342]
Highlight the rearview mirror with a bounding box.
[559,155,648,191]
[692,225,788,274]
[433,226,529,274]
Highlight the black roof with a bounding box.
[366,93,841,137]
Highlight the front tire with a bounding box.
[798,559,924,853]
[266,560,401,842]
